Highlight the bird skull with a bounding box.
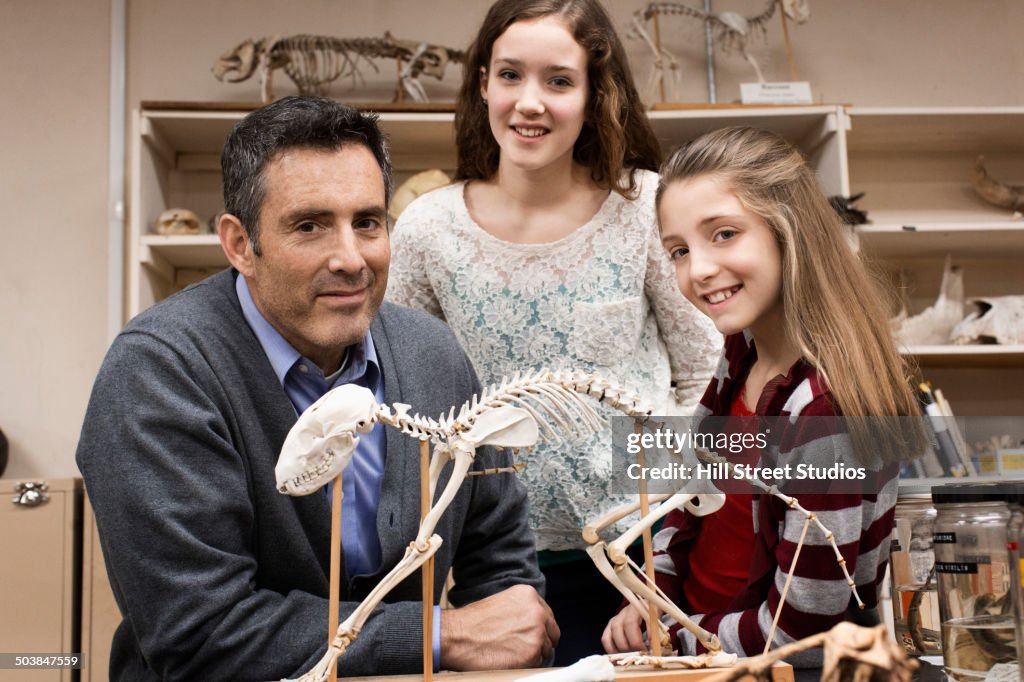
[275,384,379,496]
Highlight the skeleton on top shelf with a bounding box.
[212,33,466,104]
[274,368,867,681]
[628,0,810,104]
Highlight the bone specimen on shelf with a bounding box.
[891,255,964,346]
[212,33,466,104]
[951,295,1024,345]
[153,208,203,235]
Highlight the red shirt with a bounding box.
[682,387,757,613]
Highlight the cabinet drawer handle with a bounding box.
[12,481,50,507]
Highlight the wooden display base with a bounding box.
[345,661,794,682]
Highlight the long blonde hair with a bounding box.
[657,127,925,460]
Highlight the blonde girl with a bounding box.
[387,0,720,662]
[603,126,925,665]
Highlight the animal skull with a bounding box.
[951,296,1024,345]
[212,39,262,83]
[275,384,378,496]
[154,208,202,235]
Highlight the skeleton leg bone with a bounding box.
[583,486,725,657]
[586,543,673,651]
[582,493,674,545]
[604,490,725,566]
[281,535,444,682]
[614,554,723,654]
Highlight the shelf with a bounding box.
[140,107,456,172]
[140,234,226,269]
[901,345,1024,368]
[857,222,1024,258]
[847,107,1024,154]
[648,105,843,155]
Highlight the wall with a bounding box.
[0,0,111,479]
[1,0,1023,479]
[127,0,1024,106]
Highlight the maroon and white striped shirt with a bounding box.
[651,331,897,666]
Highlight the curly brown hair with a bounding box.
[455,0,661,198]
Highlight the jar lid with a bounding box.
[931,481,1011,504]
[1003,481,1024,505]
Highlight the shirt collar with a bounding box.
[235,271,378,387]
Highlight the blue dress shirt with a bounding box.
[235,273,440,665]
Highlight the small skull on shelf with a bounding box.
[153,208,203,235]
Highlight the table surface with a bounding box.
[344,661,795,682]
[341,658,947,682]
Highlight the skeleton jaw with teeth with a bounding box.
[275,384,379,496]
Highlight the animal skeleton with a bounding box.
[212,33,466,104]
[275,370,651,681]
[277,369,868,679]
[701,622,917,682]
[971,156,1023,215]
[629,0,801,101]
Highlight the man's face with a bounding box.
[238,144,389,374]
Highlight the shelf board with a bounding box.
[857,222,1024,257]
[847,107,1024,154]
[901,345,1024,368]
[140,235,226,269]
[142,109,456,172]
[649,104,843,149]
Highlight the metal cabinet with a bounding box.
[0,478,81,682]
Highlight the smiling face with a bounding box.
[659,174,785,341]
[481,15,588,174]
[221,144,389,374]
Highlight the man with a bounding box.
[77,96,558,681]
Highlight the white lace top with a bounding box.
[387,170,722,550]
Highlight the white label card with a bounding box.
[740,82,813,105]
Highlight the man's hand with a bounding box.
[601,604,646,654]
[440,584,560,670]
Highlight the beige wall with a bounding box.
[2,0,1023,479]
[0,0,111,479]
[127,0,1024,106]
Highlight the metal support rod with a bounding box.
[703,0,717,103]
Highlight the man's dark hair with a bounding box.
[221,96,393,255]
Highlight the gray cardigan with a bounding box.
[76,269,542,681]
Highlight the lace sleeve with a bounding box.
[643,219,723,413]
[386,197,445,321]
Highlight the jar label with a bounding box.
[933,532,956,544]
[934,561,977,574]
